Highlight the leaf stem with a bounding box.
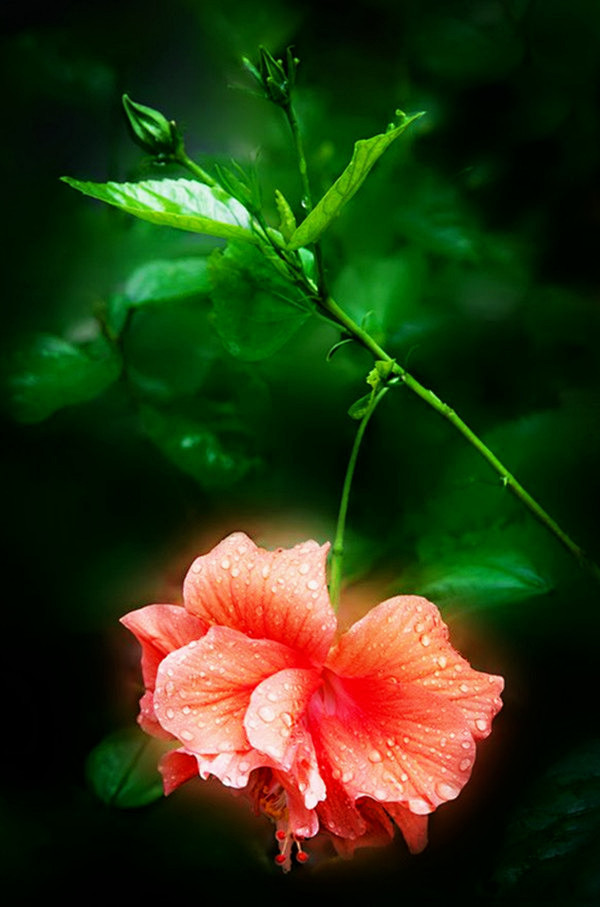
[330,387,389,610]
[175,149,217,187]
[284,102,329,298]
[320,295,600,583]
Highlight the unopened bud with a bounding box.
[122,94,182,157]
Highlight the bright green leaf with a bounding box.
[5,334,121,423]
[494,740,600,903]
[61,177,257,243]
[85,726,171,808]
[274,189,297,243]
[209,242,314,361]
[348,392,373,420]
[287,111,424,250]
[141,404,260,488]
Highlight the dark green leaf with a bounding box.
[106,257,211,339]
[287,111,424,250]
[123,298,215,402]
[85,726,170,808]
[5,334,121,423]
[494,740,600,903]
[61,177,256,243]
[209,242,313,361]
[409,542,553,613]
[141,404,260,488]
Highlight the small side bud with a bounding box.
[122,94,182,157]
[243,46,299,109]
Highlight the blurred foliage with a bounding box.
[2,0,600,901]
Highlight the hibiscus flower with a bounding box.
[121,532,503,870]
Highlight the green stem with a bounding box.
[321,295,600,583]
[284,103,328,298]
[330,387,389,610]
[175,149,217,187]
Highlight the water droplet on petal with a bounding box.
[420,634,431,647]
[374,788,388,801]
[281,711,293,728]
[231,566,240,578]
[191,560,203,574]
[459,758,472,772]
[407,797,431,815]
[258,705,276,723]
[368,749,383,763]
[475,718,488,732]
[166,708,175,720]
[459,683,470,694]
[341,770,354,783]
[181,730,194,742]
[262,565,270,579]
[220,557,231,570]
[436,781,460,801]
[437,655,447,668]
[298,563,310,575]
[266,691,278,703]
[307,579,319,591]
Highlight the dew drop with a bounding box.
[231,566,240,578]
[407,798,430,815]
[461,740,471,750]
[374,788,388,801]
[475,718,488,732]
[459,758,472,772]
[341,770,354,783]
[181,730,194,742]
[437,655,448,669]
[258,705,276,723]
[459,683,470,694]
[166,708,175,720]
[182,706,191,715]
[298,563,310,575]
[266,691,278,703]
[420,633,431,647]
[368,749,383,763]
[281,711,293,728]
[307,579,319,591]
[436,781,460,801]
[191,560,203,574]
[220,557,231,570]
[261,565,270,579]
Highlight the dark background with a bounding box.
[2,0,600,903]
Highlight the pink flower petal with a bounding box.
[183,532,336,663]
[154,625,301,755]
[194,749,268,789]
[246,668,327,811]
[121,604,208,689]
[385,802,429,853]
[311,673,476,815]
[329,799,395,858]
[159,748,199,795]
[327,595,503,739]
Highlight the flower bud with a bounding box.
[122,94,182,157]
[242,46,299,109]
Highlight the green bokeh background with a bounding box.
[3,0,600,902]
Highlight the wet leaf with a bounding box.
[287,111,424,250]
[5,334,121,423]
[86,726,170,808]
[61,177,256,243]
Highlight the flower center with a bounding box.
[250,770,310,871]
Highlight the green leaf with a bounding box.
[85,726,170,808]
[61,177,257,243]
[123,298,215,402]
[5,334,121,423]
[141,404,260,488]
[494,740,600,903]
[209,242,314,361]
[348,392,374,420]
[410,542,553,613]
[274,189,297,243]
[287,111,424,250]
[106,257,211,339]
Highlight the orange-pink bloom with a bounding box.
[121,532,504,870]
